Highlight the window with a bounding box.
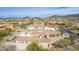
[49,35,55,37]
[25,41,27,43]
[57,34,59,37]
[22,42,25,43]
[19,41,25,43]
[44,35,47,38]
[20,41,21,43]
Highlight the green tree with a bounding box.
[59,26,65,34]
[20,24,26,29]
[64,20,75,29]
[0,31,8,41]
[57,39,71,48]
[27,42,48,51]
[72,45,79,51]
[69,34,79,44]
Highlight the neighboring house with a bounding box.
[0,23,14,28]
[0,23,14,31]
[27,24,57,31]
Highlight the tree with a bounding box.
[0,31,8,41]
[27,42,42,51]
[64,20,76,30]
[57,39,71,48]
[59,26,65,34]
[20,24,26,29]
[69,34,79,44]
[27,42,48,51]
[72,45,79,51]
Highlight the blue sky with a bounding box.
[0,7,79,18]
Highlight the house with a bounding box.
[0,23,14,31]
[15,36,31,50]
[9,24,70,50]
[15,35,50,50]
[14,30,66,50]
[27,24,57,31]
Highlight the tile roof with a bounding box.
[15,30,61,43]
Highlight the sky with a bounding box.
[0,7,79,18]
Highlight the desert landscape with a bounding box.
[0,7,79,51]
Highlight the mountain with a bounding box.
[65,14,79,17]
[0,14,79,20]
